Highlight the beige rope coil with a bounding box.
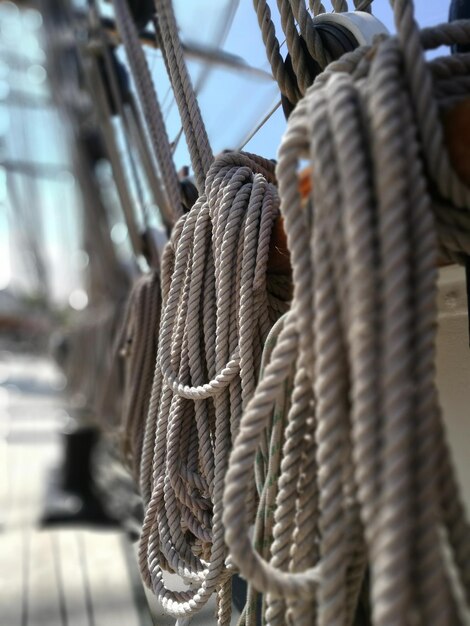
[115,271,162,481]
[224,2,470,625]
[138,151,291,622]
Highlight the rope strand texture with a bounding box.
[224,10,470,626]
[138,151,291,621]
[254,0,376,104]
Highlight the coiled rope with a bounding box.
[138,150,291,623]
[224,1,470,625]
[113,271,162,481]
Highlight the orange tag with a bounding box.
[299,167,313,200]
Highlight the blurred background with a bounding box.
[0,1,453,625]
[0,0,447,337]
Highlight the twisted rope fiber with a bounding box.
[310,1,373,15]
[112,0,183,222]
[276,0,323,91]
[254,0,375,105]
[224,4,470,625]
[126,6,292,620]
[138,151,292,622]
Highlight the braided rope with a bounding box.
[310,0,326,14]
[224,6,470,626]
[276,0,321,89]
[289,0,332,68]
[331,0,348,11]
[354,0,373,11]
[253,0,301,102]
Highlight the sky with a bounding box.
[0,0,451,305]
[171,0,449,160]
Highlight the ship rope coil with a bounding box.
[138,151,291,622]
[224,1,470,625]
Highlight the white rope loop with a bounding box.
[224,4,470,625]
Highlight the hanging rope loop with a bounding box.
[224,4,470,624]
[138,150,291,621]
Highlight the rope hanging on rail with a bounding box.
[224,1,470,624]
[138,151,292,623]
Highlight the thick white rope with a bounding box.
[224,3,470,625]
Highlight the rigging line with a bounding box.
[143,47,173,118]
[87,0,153,242]
[124,96,172,230]
[83,52,143,257]
[168,40,285,158]
[236,99,282,151]
[103,84,148,227]
[116,114,148,225]
[170,126,184,155]
[160,83,174,118]
[190,0,241,95]
[112,0,181,228]
[160,0,241,149]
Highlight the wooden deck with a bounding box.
[0,528,152,626]
[0,352,153,626]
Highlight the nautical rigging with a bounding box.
[2,0,470,625]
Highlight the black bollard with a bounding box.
[41,415,118,526]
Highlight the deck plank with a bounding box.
[0,530,26,626]
[55,530,91,626]
[0,355,156,626]
[81,530,142,626]
[27,530,64,626]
